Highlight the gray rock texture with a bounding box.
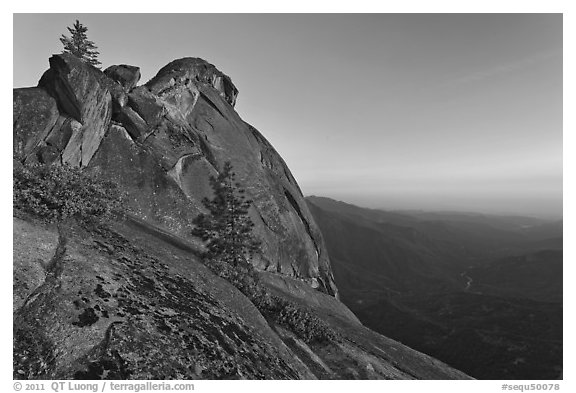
[14,54,337,297]
[13,88,59,161]
[37,53,113,166]
[104,64,141,91]
[12,214,471,379]
[13,54,472,380]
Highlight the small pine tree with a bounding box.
[192,162,261,268]
[60,20,101,68]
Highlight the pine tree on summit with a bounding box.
[192,161,261,268]
[60,20,101,68]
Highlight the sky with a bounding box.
[13,13,563,218]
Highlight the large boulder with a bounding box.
[37,53,113,167]
[104,64,141,91]
[14,54,130,167]
[146,57,238,107]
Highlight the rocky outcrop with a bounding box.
[13,54,472,380]
[13,54,337,297]
[146,58,238,107]
[104,65,141,91]
[13,88,59,161]
[30,54,113,166]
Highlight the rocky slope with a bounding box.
[13,54,471,380]
[13,212,471,379]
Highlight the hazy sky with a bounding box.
[13,14,563,218]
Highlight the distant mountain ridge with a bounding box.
[306,196,562,379]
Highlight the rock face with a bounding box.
[12,214,471,380]
[31,54,113,167]
[13,54,472,380]
[147,58,238,106]
[12,216,304,379]
[13,54,337,297]
[13,88,59,162]
[104,65,141,91]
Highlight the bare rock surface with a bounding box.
[13,216,302,379]
[13,214,471,380]
[33,54,112,166]
[14,53,337,295]
[13,88,59,161]
[104,65,141,91]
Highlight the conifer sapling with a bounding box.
[60,20,101,68]
[192,162,261,268]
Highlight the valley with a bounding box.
[307,196,563,379]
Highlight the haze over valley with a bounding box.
[307,196,562,379]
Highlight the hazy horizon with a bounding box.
[306,194,562,221]
[13,14,563,219]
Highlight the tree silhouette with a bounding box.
[192,162,261,268]
[60,20,101,68]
